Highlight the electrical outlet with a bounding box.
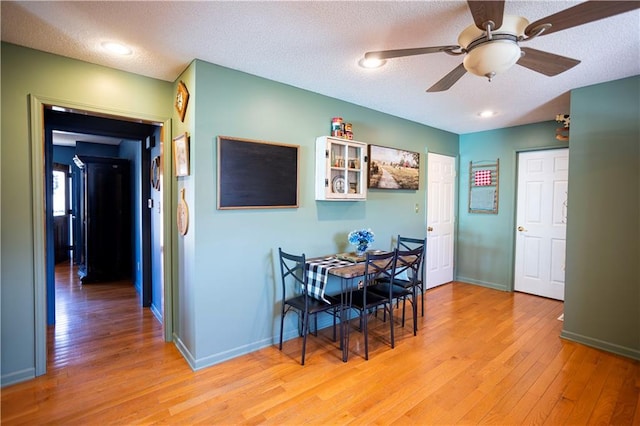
[415,203,419,213]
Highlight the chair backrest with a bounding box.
[396,235,426,279]
[278,248,308,299]
[395,246,425,286]
[363,249,398,289]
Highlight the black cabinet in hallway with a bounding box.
[75,155,131,283]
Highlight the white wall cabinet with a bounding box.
[315,136,367,201]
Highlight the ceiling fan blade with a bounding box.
[525,1,640,37]
[517,47,581,76]
[365,45,459,60]
[467,0,505,30]
[426,63,467,92]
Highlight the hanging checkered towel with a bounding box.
[306,257,354,303]
[475,169,492,186]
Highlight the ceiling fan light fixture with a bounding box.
[463,40,521,80]
[458,15,528,80]
[358,57,386,69]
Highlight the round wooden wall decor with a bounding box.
[177,188,189,236]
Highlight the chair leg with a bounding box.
[421,284,425,317]
[301,310,310,365]
[389,303,395,349]
[279,306,286,350]
[363,310,369,360]
[401,298,406,327]
[332,308,337,342]
[412,297,418,336]
[313,313,318,336]
[297,312,304,337]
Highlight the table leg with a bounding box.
[341,277,353,362]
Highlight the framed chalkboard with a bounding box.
[217,136,299,209]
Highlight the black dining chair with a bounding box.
[278,248,342,365]
[343,249,398,360]
[369,245,424,335]
[396,235,427,316]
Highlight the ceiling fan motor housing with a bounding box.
[458,15,529,80]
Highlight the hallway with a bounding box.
[48,261,164,369]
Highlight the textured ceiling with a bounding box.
[2,1,639,134]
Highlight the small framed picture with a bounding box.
[173,133,190,177]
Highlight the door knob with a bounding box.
[517,226,527,232]
[427,226,433,232]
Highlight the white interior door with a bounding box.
[514,149,569,300]
[426,153,456,289]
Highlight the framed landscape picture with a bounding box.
[368,145,420,190]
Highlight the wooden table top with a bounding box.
[308,251,398,279]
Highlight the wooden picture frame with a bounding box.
[175,81,189,122]
[217,136,299,209]
[173,133,190,177]
[368,144,420,190]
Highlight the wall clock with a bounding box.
[175,81,189,122]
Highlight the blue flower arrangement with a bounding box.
[348,228,375,254]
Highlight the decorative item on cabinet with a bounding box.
[331,117,343,138]
[330,117,354,140]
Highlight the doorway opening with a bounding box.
[43,106,168,372]
[30,95,174,376]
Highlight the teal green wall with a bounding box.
[0,42,172,385]
[178,60,458,368]
[561,76,639,359]
[458,122,569,290]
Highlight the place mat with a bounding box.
[306,257,354,303]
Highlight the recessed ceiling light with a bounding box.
[478,110,496,118]
[358,57,386,69]
[101,41,132,56]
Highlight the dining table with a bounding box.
[305,250,390,362]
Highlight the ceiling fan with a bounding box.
[363,1,640,92]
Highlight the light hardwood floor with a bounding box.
[2,262,639,425]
